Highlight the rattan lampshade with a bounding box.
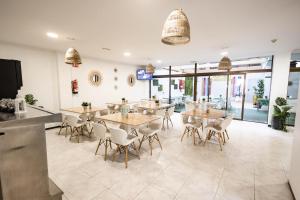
[218,56,232,71]
[64,47,82,67]
[146,63,155,74]
[161,9,190,45]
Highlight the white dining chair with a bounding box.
[156,108,166,129]
[93,123,111,160]
[110,127,140,168]
[166,106,175,127]
[66,115,86,143]
[203,116,232,151]
[220,115,233,143]
[180,114,202,145]
[138,120,163,155]
[99,109,109,116]
[58,114,67,135]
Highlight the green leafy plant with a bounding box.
[184,77,193,96]
[81,102,89,107]
[24,94,38,105]
[273,97,292,132]
[253,79,264,99]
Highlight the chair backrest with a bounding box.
[109,127,128,145]
[79,114,88,122]
[156,109,166,117]
[167,106,175,116]
[149,120,163,130]
[222,115,233,130]
[185,103,194,111]
[89,112,96,121]
[66,115,79,127]
[131,104,139,112]
[92,123,107,139]
[181,114,189,124]
[99,109,109,116]
[137,107,145,114]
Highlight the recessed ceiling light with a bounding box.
[66,36,75,41]
[221,51,228,56]
[271,38,278,43]
[123,52,131,57]
[157,60,162,64]
[102,47,111,51]
[46,32,58,39]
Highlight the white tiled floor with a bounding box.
[46,113,294,200]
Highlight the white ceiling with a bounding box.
[0,0,300,66]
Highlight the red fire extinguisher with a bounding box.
[71,79,78,94]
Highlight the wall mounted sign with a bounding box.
[127,74,136,87]
[88,70,102,87]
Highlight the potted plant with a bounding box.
[81,102,89,111]
[25,94,38,105]
[271,97,292,132]
[253,80,264,108]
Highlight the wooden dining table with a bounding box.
[61,106,107,114]
[181,108,227,119]
[137,102,173,110]
[98,112,160,136]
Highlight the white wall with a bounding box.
[268,52,291,124]
[56,53,148,108]
[289,82,300,199]
[0,43,60,111]
[0,42,148,111]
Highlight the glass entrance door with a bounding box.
[227,74,245,119]
[209,75,228,110]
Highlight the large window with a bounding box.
[286,51,300,126]
[171,77,194,112]
[151,56,273,123]
[151,78,169,103]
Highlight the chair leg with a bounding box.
[139,135,146,150]
[104,140,108,161]
[95,139,102,155]
[155,133,163,150]
[195,128,202,142]
[222,132,226,144]
[217,132,223,151]
[125,146,128,168]
[181,127,188,142]
[75,128,80,143]
[168,115,173,127]
[148,136,153,155]
[109,139,112,149]
[69,127,74,141]
[132,142,140,159]
[64,126,69,137]
[225,129,229,140]
[58,122,65,135]
[113,145,120,161]
[192,128,196,145]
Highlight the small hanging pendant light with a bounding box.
[161,9,190,45]
[218,56,232,71]
[64,47,82,67]
[146,63,155,74]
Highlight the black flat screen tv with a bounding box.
[136,69,153,80]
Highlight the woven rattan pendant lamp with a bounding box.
[146,63,155,74]
[218,56,232,71]
[161,9,190,45]
[64,47,82,67]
